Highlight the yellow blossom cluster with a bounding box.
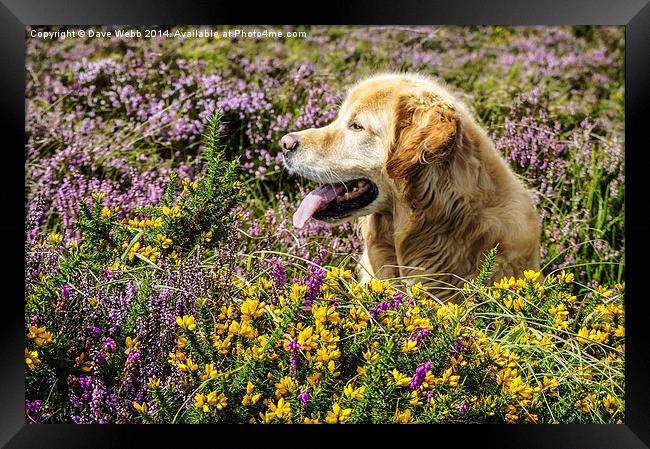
[195,391,227,412]
[27,325,54,347]
[123,241,161,262]
[126,216,164,229]
[182,178,199,194]
[162,205,181,218]
[101,205,120,219]
[25,349,40,370]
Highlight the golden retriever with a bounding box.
[280,73,541,300]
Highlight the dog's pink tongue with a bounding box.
[293,184,343,229]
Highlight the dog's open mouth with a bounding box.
[293,178,379,228]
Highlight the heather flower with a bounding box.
[61,284,72,299]
[25,399,42,422]
[298,390,311,407]
[269,257,286,288]
[410,362,433,390]
[101,337,116,351]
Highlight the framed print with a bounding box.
[2,0,649,447]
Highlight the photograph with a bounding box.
[24,25,625,424]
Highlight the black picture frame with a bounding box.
[3,0,649,447]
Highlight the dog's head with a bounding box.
[282,73,462,228]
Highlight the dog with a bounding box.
[280,73,541,300]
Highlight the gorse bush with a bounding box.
[25,26,624,424]
[25,113,624,424]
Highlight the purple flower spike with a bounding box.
[61,284,72,299]
[410,361,433,390]
[101,337,116,351]
[298,390,311,412]
[79,374,93,390]
[298,390,311,403]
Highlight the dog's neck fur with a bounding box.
[362,121,505,298]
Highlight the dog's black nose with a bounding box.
[279,134,300,153]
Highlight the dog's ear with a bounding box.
[385,92,458,179]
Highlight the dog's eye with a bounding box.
[349,121,364,131]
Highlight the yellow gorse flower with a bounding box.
[326,267,353,280]
[614,325,625,338]
[523,270,541,282]
[241,298,266,321]
[325,403,352,424]
[275,376,297,398]
[392,369,411,387]
[289,283,307,303]
[177,356,199,372]
[212,334,232,355]
[494,276,526,290]
[123,241,161,262]
[182,178,199,193]
[393,408,414,424]
[200,363,218,381]
[74,353,92,372]
[127,216,164,229]
[27,325,54,346]
[268,397,291,419]
[162,205,181,218]
[556,270,574,284]
[176,315,197,331]
[503,295,526,312]
[156,234,172,248]
[439,367,460,388]
[597,285,613,298]
[577,326,609,344]
[366,278,391,294]
[347,307,369,331]
[549,303,570,329]
[343,384,365,400]
[25,349,40,369]
[209,391,228,410]
[297,326,318,351]
[133,402,147,413]
[401,339,419,353]
[138,245,160,261]
[101,206,119,218]
[125,337,140,355]
[602,393,618,413]
[312,304,340,325]
[195,393,210,412]
[242,381,262,406]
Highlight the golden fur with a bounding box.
[284,73,541,300]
